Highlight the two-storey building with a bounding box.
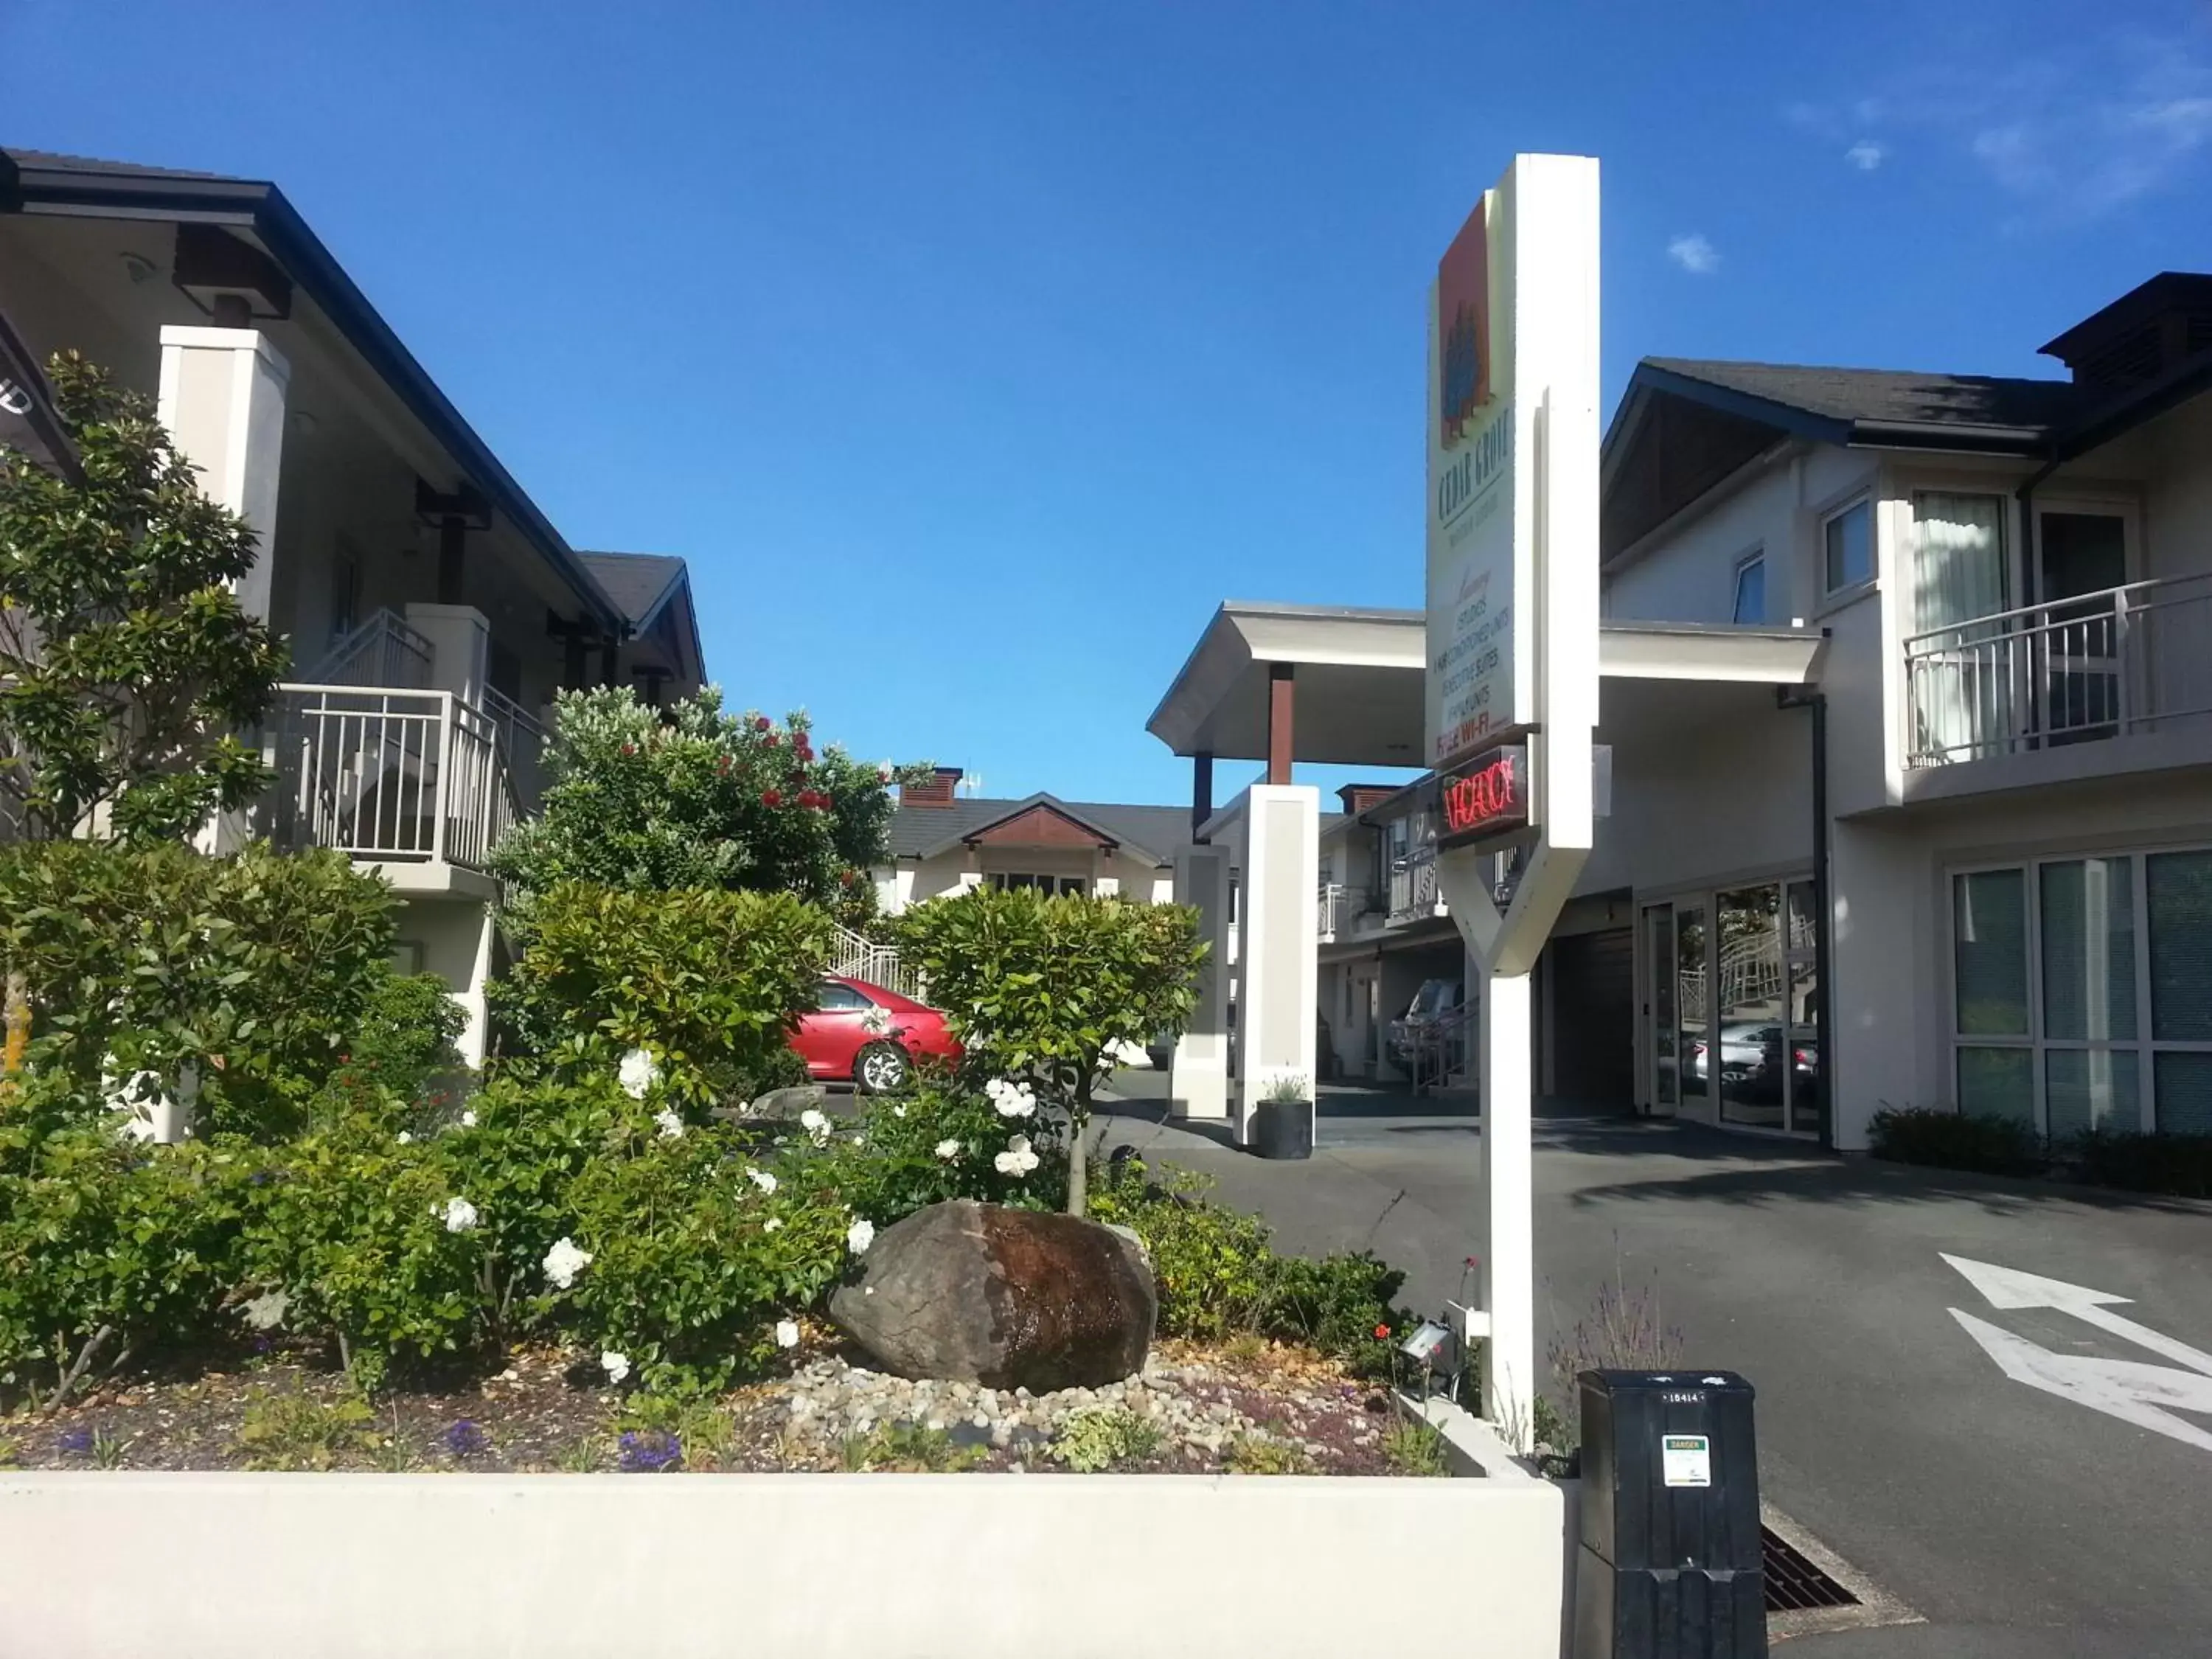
[1,147,705,1060]
[1152,271,2212,1152]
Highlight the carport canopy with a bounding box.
[1147,600,1827,776]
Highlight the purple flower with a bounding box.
[444,1419,488,1458]
[616,1429,682,1473]
[56,1427,92,1456]
[251,1333,275,1355]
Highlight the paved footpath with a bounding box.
[1094,1074,2212,1658]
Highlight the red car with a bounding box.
[790,976,961,1093]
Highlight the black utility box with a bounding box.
[1573,1368,1766,1659]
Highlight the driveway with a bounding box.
[1095,1074,2212,1658]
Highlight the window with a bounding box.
[1731,553,1766,625]
[1823,498,1872,593]
[1950,849,2212,1135]
[984,873,1086,896]
[1912,493,2008,633]
[816,981,875,1012]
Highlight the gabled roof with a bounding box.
[579,552,687,629]
[1,144,627,633]
[1636,358,2087,451]
[887,793,1197,867]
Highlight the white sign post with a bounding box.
[1423,154,1601,1448]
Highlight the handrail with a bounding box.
[301,608,434,689]
[1902,571,2212,651]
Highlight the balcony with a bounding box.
[1387,857,1448,926]
[268,684,546,875]
[1317,883,1373,942]
[1905,573,2212,768]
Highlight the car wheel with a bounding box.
[856,1041,911,1095]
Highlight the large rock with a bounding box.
[829,1200,1156,1392]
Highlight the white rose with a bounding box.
[934,1138,961,1161]
[396,1131,414,1144]
[439,1196,479,1234]
[459,1110,477,1128]
[994,1133,1040,1178]
[764,1217,784,1233]
[846,1217,876,1255]
[775,1320,800,1349]
[617,1048,661,1100]
[746,1168,777,1194]
[654,1107,685,1139]
[543,1237,594,1290]
[600,1351,630,1385]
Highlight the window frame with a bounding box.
[1946,843,2212,1135]
[1821,495,1874,596]
[1731,549,1767,625]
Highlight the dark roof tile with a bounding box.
[577,552,687,627]
[1644,358,2087,437]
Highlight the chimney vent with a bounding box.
[2039,272,2212,391]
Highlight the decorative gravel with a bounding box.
[1,1338,1408,1475]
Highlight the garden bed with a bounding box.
[2,1334,1441,1478]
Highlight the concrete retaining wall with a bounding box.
[1,1470,1567,1658]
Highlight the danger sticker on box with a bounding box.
[1660,1434,1711,1488]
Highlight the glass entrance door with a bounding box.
[1644,903,1678,1114]
[1676,902,1710,1118]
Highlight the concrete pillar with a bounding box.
[1828,818,1927,1151]
[456,902,497,1068]
[1231,785,1319,1142]
[1169,845,1233,1120]
[404,603,491,704]
[157,326,289,622]
[1478,967,1535,1441]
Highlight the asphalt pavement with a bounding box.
[1093,1072,2212,1658]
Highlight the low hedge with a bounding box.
[1869,1105,2212,1198]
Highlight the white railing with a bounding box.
[271,684,515,870]
[301,609,434,690]
[482,684,549,815]
[1905,572,2212,766]
[1387,857,1444,924]
[829,922,921,999]
[1316,883,1371,940]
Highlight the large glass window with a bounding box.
[1716,884,1787,1127]
[1951,849,2212,1135]
[1676,904,1708,1113]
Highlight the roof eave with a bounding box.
[4,153,625,633]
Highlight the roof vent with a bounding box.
[2039,272,2212,390]
[900,766,966,808]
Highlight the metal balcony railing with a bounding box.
[1387,857,1446,924]
[1316,883,1371,940]
[271,684,518,870]
[828,922,922,1000]
[1905,572,2212,766]
[302,609,434,690]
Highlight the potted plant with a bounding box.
[1251,1071,1314,1161]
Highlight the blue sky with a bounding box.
[10,0,2212,805]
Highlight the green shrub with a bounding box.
[2067,1128,2212,1199]
[810,1081,1065,1223]
[1868,1105,2045,1175]
[1090,1158,1408,1372]
[1382,1416,1450,1476]
[0,1113,253,1405]
[1224,1432,1310,1475]
[487,685,926,928]
[234,1385,377,1470]
[339,973,467,1118]
[0,840,397,1139]
[554,1112,852,1394]
[888,886,1204,1214]
[491,882,830,1111]
[1051,1405,1164,1471]
[240,1115,485,1390]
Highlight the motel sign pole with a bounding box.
[1423,155,1601,1448]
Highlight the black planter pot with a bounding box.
[1251,1099,1315,1161]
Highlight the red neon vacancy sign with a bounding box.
[1438,744,1529,848]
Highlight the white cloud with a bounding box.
[1666,234,1720,276]
[1846,139,1887,171]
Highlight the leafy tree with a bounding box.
[888,886,1205,1216]
[487,685,925,928]
[0,351,286,844]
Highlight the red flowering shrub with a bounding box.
[490,686,931,928]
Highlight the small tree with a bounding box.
[0,351,286,844]
[487,685,925,928]
[890,886,1205,1216]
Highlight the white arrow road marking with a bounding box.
[1940,1253,2212,1377]
[1949,1310,2212,1454]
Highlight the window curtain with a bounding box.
[1912,493,2013,760]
